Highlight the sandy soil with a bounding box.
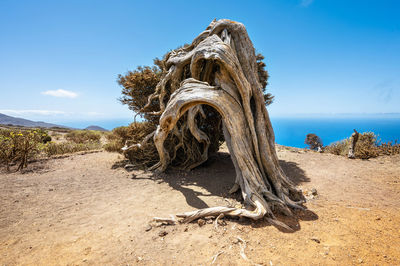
[1,146,400,265]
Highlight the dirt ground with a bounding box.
[1,146,400,265]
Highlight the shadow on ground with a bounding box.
[112,151,318,232]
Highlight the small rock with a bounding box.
[232,238,239,244]
[206,219,213,224]
[311,237,320,243]
[184,227,188,232]
[197,219,206,227]
[311,188,318,196]
[48,188,54,191]
[158,230,168,237]
[375,217,381,221]
[358,258,363,263]
[145,225,152,232]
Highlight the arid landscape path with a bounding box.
[1,146,400,265]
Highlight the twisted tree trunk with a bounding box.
[136,19,304,224]
[348,129,359,159]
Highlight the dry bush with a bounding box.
[44,141,102,156]
[118,66,162,123]
[379,140,400,155]
[325,132,399,159]
[104,122,158,167]
[324,139,349,156]
[65,130,101,144]
[50,131,62,140]
[0,129,43,171]
[355,132,379,159]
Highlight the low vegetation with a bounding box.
[44,141,102,156]
[0,129,44,171]
[0,127,104,171]
[325,132,400,159]
[65,130,101,144]
[104,122,158,167]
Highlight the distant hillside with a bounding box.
[84,125,108,131]
[0,113,69,129]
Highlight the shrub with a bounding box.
[0,129,42,171]
[305,133,323,150]
[324,139,348,156]
[379,140,400,156]
[65,130,101,144]
[118,65,162,123]
[37,128,52,143]
[325,132,399,159]
[354,132,379,159]
[44,141,102,156]
[104,122,158,167]
[50,131,62,140]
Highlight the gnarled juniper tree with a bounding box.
[119,19,304,225]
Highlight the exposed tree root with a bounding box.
[211,250,224,264]
[237,237,262,266]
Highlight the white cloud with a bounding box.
[300,0,313,7]
[41,89,78,98]
[0,109,68,116]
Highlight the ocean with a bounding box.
[271,116,400,148]
[63,116,400,149]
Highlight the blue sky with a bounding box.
[0,0,399,128]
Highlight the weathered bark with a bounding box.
[348,129,359,159]
[128,19,304,224]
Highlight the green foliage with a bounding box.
[65,130,101,144]
[44,141,102,156]
[0,129,42,171]
[325,132,400,159]
[37,128,52,143]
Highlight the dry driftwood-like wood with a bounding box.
[131,19,304,224]
[348,129,359,159]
